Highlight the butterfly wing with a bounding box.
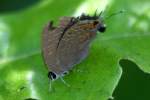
[56,21,97,72]
[42,17,73,73]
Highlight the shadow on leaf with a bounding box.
[0,0,40,13]
[111,59,150,100]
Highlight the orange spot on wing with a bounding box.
[80,23,96,30]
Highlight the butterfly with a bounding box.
[42,12,106,84]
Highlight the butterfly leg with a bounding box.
[59,76,70,87]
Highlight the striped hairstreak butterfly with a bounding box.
[42,11,106,89]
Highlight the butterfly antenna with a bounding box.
[106,10,125,20]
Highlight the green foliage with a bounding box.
[0,0,150,100]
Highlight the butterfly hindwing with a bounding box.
[42,17,74,72]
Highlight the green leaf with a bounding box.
[0,0,150,100]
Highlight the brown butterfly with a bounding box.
[42,12,106,83]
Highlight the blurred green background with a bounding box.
[0,0,150,100]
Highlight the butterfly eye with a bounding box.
[98,24,106,32]
[48,71,57,80]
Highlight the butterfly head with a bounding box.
[78,11,106,33]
